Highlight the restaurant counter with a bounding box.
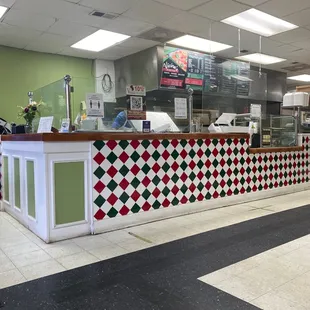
[1,132,308,242]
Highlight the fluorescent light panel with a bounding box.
[167,35,232,53]
[235,53,286,65]
[222,8,298,37]
[287,75,310,82]
[71,30,130,52]
[0,6,8,18]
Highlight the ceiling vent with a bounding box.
[282,63,310,72]
[90,11,119,20]
[137,27,184,43]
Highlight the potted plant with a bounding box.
[18,101,41,133]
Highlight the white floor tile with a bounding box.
[10,250,52,268]
[72,235,111,251]
[2,242,41,258]
[44,242,83,259]
[0,255,15,273]
[118,238,154,252]
[57,251,99,270]
[19,259,66,281]
[0,235,31,249]
[89,244,128,260]
[0,269,26,289]
[252,291,307,310]
[102,230,138,243]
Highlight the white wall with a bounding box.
[94,59,116,103]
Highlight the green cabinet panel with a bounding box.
[14,158,21,209]
[27,161,36,218]
[3,156,9,202]
[54,162,85,225]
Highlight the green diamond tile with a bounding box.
[253,175,257,183]
[274,154,279,161]
[212,139,219,146]
[240,157,245,165]
[269,183,274,189]
[246,167,251,174]
[263,155,268,162]
[240,138,245,145]
[219,169,225,178]
[269,164,273,171]
[152,175,161,186]
[264,175,268,181]
[161,139,169,148]
[213,180,219,189]
[258,166,263,173]
[181,184,188,194]
[233,168,239,176]
[205,193,212,200]
[94,166,105,179]
[240,177,245,185]
[205,149,211,157]
[119,140,129,150]
[234,188,239,195]
[119,192,130,204]
[227,158,233,166]
[171,174,179,183]
[107,180,118,191]
[107,152,117,164]
[233,148,239,156]
[162,186,170,197]
[189,149,196,159]
[220,148,225,157]
[205,170,211,179]
[107,207,118,218]
[246,186,251,193]
[131,204,141,213]
[227,139,232,145]
[94,195,105,207]
[93,140,105,151]
[132,177,140,189]
[141,140,151,149]
[227,179,233,187]
[171,150,179,160]
[130,151,140,162]
[197,160,204,169]
[197,139,203,146]
[197,182,204,191]
[258,184,263,191]
[152,201,161,209]
[119,165,129,177]
[189,195,196,203]
[180,162,188,171]
[162,163,170,173]
[152,150,160,161]
[180,139,187,147]
[189,172,196,181]
[213,159,219,168]
[172,197,179,205]
[220,190,226,197]
[142,163,151,174]
[252,157,257,164]
[142,189,151,200]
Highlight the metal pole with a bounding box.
[27,91,33,105]
[64,75,72,131]
[188,88,194,133]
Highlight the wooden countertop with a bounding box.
[249,146,304,154]
[1,132,249,142]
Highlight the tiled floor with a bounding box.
[0,190,310,307]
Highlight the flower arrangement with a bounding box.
[17,101,41,129]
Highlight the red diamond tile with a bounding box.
[180,173,187,182]
[240,187,246,194]
[120,206,130,216]
[94,209,106,220]
[142,202,152,211]
[107,193,118,206]
[227,189,233,196]
[227,148,233,156]
[131,164,140,175]
[274,164,279,171]
[171,139,179,148]
[180,196,188,204]
[162,150,170,160]
[284,180,288,186]
[94,153,105,165]
[220,180,226,188]
[212,149,219,157]
[252,185,258,192]
[197,171,204,180]
[171,162,179,171]
[213,191,219,199]
[264,184,268,190]
[197,149,203,158]
[233,178,239,186]
[152,140,161,148]
[246,176,251,184]
[220,139,225,146]
[141,151,151,162]
[119,179,129,190]
[205,159,212,168]
[130,140,140,149]
[274,182,279,188]
[162,198,170,208]
[212,170,219,178]
[233,158,239,166]
[205,182,212,190]
[189,139,196,147]
[107,166,118,178]
[152,188,161,198]
[269,155,274,162]
[240,148,246,156]
[94,181,105,193]
[152,163,161,173]
[189,184,196,193]
[171,185,179,195]
[180,149,188,159]
[205,139,211,147]
[189,160,196,170]
[258,156,263,163]
[258,175,263,182]
[233,138,239,145]
[246,157,251,165]
[106,140,117,150]
[252,166,257,174]
[162,175,170,185]
[119,152,129,163]
[240,167,245,175]
[220,158,226,167]
[131,190,140,202]
[142,176,151,187]
[197,193,204,201]
[227,168,233,176]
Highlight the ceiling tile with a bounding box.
[154,0,211,11]
[58,47,97,59]
[284,9,310,27]
[3,9,56,31]
[162,12,211,36]
[118,37,158,49]
[124,0,183,25]
[0,36,28,49]
[47,19,97,38]
[257,0,310,17]
[292,40,310,51]
[190,0,249,21]
[271,28,310,44]
[103,16,155,36]
[25,43,64,54]
[0,22,42,38]
[234,0,267,6]
[13,0,93,20]
[79,0,139,14]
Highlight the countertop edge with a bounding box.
[249,146,304,154]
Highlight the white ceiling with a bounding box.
[1,0,310,81]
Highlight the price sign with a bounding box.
[126,85,146,96]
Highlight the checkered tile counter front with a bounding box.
[92,136,310,220]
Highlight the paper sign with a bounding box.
[174,98,188,119]
[126,85,146,96]
[86,93,104,117]
[37,116,54,133]
[142,121,151,133]
[250,104,262,118]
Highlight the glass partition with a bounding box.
[32,78,66,130]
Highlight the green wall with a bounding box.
[0,46,94,123]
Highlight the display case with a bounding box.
[268,115,297,147]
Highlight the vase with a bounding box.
[25,122,33,134]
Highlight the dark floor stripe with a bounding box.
[2,205,310,309]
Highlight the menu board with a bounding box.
[160,46,250,97]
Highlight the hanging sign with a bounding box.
[86,93,104,117]
[174,98,188,119]
[126,85,146,120]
